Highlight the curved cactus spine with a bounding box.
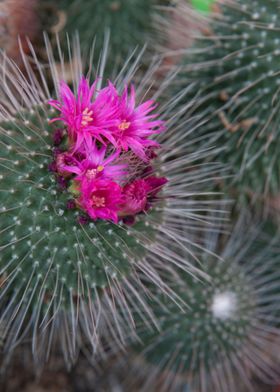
[0,35,228,368]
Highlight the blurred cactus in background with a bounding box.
[42,0,165,73]
[128,216,280,391]
[168,0,280,207]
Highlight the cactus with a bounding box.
[0,36,227,367]
[130,216,280,391]
[172,0,280,204]
[44,0,161,68]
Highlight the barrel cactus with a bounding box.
[173,0,280,205]
[130,216,280,391]
[0,36,226,368]
[44,0,160,67]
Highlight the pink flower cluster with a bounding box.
[48,77,167,224]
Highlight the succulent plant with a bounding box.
[172,0,280,204]
[130,216,280,391]
[43,0,160,71]
[0,36,227,368]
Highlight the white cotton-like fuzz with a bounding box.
[211,291,238,320]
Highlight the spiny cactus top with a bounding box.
[128,216,280,392]
[175,0,280,202]
[48,77,167,224]
[0,37,227,367]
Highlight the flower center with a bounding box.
[86,166,104,180]
[91,195,106,208]
[81,108,93,127]
[118,120,131,132]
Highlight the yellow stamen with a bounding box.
[118,120,131,131]
[92,196,105,208]
[97,165,104,172]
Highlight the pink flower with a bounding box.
[120,179,149,216]
[55,151,76,177]
[145,176,168,197]
[120,176,168,217]
[57,143,127,183]
[49,77,119,151]
[111,85,165,161]
[78,179,123,223]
